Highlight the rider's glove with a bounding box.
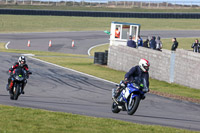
[140,83,144,88]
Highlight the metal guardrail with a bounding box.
[1,9,200,19]
[0,0,200,8]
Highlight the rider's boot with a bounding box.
[21,81,27,94]
[141,94,146,100]
[21,86,25,94]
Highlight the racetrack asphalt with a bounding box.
[0,31,200,131]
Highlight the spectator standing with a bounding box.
[137,35,143,47]
[127,35,136,48]
[143,39,149,48]
[156,36,162,51]
[149,36,156,49]
[171,38,178,51]
[191,39,200,53]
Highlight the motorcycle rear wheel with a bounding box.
[111,102,120,113]
[127,95,140,115]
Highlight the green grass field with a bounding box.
[1,15,200,33]
[1,105,199,133]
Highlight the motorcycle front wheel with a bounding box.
[13,84,20,100]
[127,94,140,115]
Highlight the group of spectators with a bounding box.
[127,35,179,52]
[116,27,198,52]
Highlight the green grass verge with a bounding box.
[1,105,199,133]
[90,44,109,56]
[1,15,200,33]
[1,5,200,13]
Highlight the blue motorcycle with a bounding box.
[112,78,149,115]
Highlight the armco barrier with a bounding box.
[0,9,200,19]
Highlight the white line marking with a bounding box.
[0,31,104,35]
[21,54,35,56]
[28,56,117,85]
[5,41,10,49]
[87,43,108,56]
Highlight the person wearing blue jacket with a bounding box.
[149,36,156,49]
[127,35,136,48]
[137,35,143,47]
[114,59,150,99]
[191,39,200,53]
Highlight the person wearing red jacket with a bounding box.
[6,56,29,94]
[115,28,120,38]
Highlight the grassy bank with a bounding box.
[1,105,198,133]
[1,15,200,33]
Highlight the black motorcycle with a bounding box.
[9,67,32,100]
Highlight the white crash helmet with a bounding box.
[139,58,150,72]
[18,56,26,66]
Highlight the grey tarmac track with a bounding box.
[0,31,200,131]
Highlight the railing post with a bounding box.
[170,51,176,83]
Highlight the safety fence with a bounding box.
[0,0,200,8]
[1,9,200,18]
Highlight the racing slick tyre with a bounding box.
[13,84,20,100]
[127,95,140,115]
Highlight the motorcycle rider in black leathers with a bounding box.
[114,58,150,100]
[6,56,29,94]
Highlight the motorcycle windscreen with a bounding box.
[134,77,149,92]
[14,67,25,81]
[15,67,24,75]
